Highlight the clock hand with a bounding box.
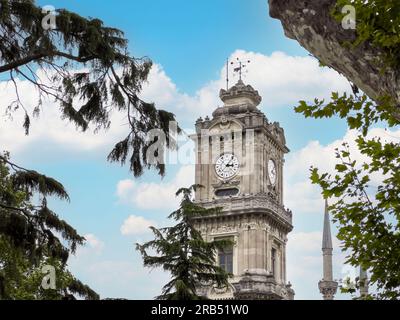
[226,156,235,167]
[221,156,232,170]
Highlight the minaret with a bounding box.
[359,267,369,298]
[318,199,338,300]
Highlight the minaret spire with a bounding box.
[318,199,338,300]
[359,267,369,298]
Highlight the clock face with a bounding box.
[215,153,240,179]
[268,159,277,185]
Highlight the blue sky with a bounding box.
[38,0,304,94]
[2,0,393,300]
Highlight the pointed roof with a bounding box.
[322,199,333,250]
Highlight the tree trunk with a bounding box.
[268,0,400,114]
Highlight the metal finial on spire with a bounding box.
[231,58,251,82]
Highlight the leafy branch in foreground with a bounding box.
[0,0,179,177]
[0,240,99,300]
[296,91,400,299]
[269,0,400,300]
[136,185,232,300]
[295,92,399,136]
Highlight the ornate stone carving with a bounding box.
[232,272,294,300]
[219,80,262,106]
[318,280,339,300]
[194,80,294,300]
[207,284,236,300]
[199,194,293,227]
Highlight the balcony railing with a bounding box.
[198,195,293,225]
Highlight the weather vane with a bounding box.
[226,58,251,89]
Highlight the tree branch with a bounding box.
[0,51,95,74]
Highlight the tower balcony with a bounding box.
[196,194,293,231]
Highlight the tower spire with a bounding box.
[322,199,333,251]
[318,199,338,300]
[359,267,369,298]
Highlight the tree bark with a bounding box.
[268,0,400,111]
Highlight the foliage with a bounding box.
[0,0,179,177]
[291,0,400,299]
[296,92,400,299]
[136,185,232,300]
[333,0,400,68]
[296,92,398,136]
[0,153,98,299]
[0,237,98,300]
[0,0,180,300]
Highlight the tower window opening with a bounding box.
[271,248,277,277]
[215,188,239,197]
[218,244,233,274]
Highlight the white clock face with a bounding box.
[215,153,240,179]
[268,159,277,185]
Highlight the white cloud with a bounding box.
[286,231,324,292]
[84,233,105,253]
[120,215,156,236]
[288,231,341,254]
[288,231,323,253]
[283,128,399,298]
[286,230,347,299]
[282,127,399,298]
[0,49,376,300]
[73,233,104,258]
[140,50,352,124]
[140,64,221,122]
[0,75,128,157]
[116,179,136,200]
[68,257,171,299]
[0,50,351,160]
[284,128,400,214]
[117,165,195,210]
[227,50,351,109]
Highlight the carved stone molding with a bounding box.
[198,194,293,229]
[318,280,338,300]
[231,272,294,300]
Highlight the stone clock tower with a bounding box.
[192,80,295,300]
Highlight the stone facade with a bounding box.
[192,80,294,300]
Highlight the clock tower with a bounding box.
[192,79,295,300]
